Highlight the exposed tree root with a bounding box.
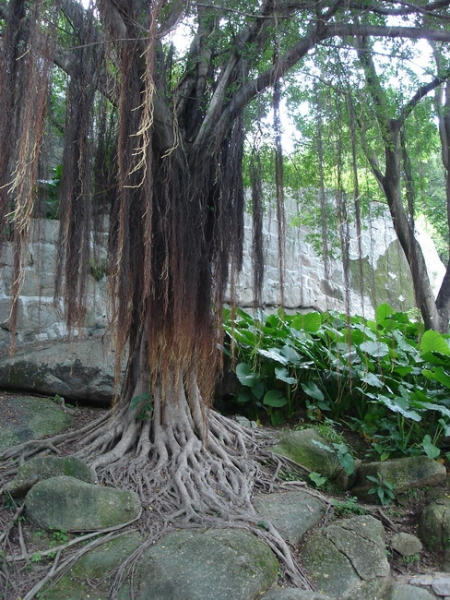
[0,384,320,596]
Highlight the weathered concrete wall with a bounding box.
[0,201,443,349]
[233,196,444,317]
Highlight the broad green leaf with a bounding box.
[359,340,389,358]
[339,452,355,476]
[360,372,384,388]
[422,367,450,390]
[275,367,297,384]
[235,363,258,386]
[376,394,421,422]
[280,344,302,365]
[301,382,324,402]
[421,434,440,459]
[302,312,322,333]
[420,330,450,356]
[263,389,288,407]
[237,390,252,404]
[376,303,394,325]
[251,381,265,400]
[257,347,289,365]
[291,312,321,333]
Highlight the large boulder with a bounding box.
[26,476,141,531]
[252,491,326,545]
[419,494,450,552]
[0,395,71,451]
[123,528,278,600]
[272,429,341,479]
[0,338,119,406]
[302,515,390,599]
[352,457,446,502]
[5,456,94,497]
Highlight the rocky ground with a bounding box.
[2,391,450,599]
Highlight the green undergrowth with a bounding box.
[222,304,450,462]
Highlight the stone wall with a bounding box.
[233,196,444,318]
[0,200,443,349]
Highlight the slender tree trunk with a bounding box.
[383,121,442,330]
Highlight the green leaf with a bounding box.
[301,382,324,402]
[263,389,288,407]
[275,367,297,384]
[251,380,265,400]
[236,363,258,387]
[376,303,394,325]
[360,372,384,388]
[421,434,440,459]
[309,472,327,488]
[422,366,450,390]
[256,347,289,365]
[420,330,450,356]
[339,452,355,476]
[291,312,321,333]
[237,390,252,404]
[376,394,422,422]
[359,340,389,358]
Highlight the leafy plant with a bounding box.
[331,496,368,517]
[130,393,153,421]
[367,474,397,505]
[223,304,450,460]
[308,472,327,489]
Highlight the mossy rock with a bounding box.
[38,532,142,600]
[0,395,71,452]
[26,476,141,531]
[272,429,340,479]
[6,456,94,497]
[126,528,278,600]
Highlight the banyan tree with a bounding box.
[1,0,450,594]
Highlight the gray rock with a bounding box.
[262,588,332,599]
[37,531,142,600]
[302,515,390,598]
[352,457,446,502]
[0,338,121,406]
[253,491,326,545]
[272,429,340,479]
[5,456,94,497]
[387,582,436,600]
[431,575,450,596]
[0,395,71,452]
[419,495,450,552]
[125,528,278,600]
[26,475,141,531]
[391,532,423,557]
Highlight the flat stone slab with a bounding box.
[125,528,278,600]
[26,475,141,531]
[253,491,326,545]
[302,515,389,599]
[0,395,71,452]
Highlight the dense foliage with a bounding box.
[224,305,450,460]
